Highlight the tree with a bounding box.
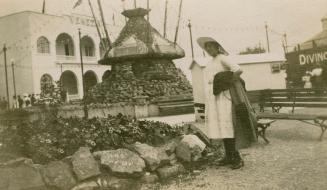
[239,46,266,55]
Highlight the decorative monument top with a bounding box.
[99,8,185,65]
[122,8,150,18]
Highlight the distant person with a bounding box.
[17,95,23,108]
[25,94,31,107]
[30,94,36,106]
[2,97,8,110]
[0,97,4,110]
[302,71,312,89]
[12,95,19,109]
[197,37,257,170]
[311,64,323,89]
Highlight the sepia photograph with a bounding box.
[0,0,327,189]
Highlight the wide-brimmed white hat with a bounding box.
[197,37,229,55]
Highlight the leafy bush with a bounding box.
[0,114,183,164]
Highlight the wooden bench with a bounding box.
[257,113,327,142]
[254,88,327,143]
[259,88,327,113]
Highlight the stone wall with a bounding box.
[0,134,208,190]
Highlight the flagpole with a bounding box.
[97,0,112,50]
[87,0,106,51]
[147,0,149,22]
[42,0,46,14]
[163,0,168,38]
[174,0,183,45]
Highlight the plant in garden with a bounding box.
[0,114,184,164]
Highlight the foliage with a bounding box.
[239,45,266,55]
[0,114,183,164]
[37,80,63,106]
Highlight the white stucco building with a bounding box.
[0,11,116,105]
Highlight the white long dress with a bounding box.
[203,55,241,139]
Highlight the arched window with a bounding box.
[81,36,95,57]
[37,36,50,54]
[56,33,75,56]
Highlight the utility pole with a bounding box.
[281,40,286,54]
[97,0,112,50]
[134,0,137,8]
[78,29,88,119]
[3,44,10,109]
[265,22,270,53]
[147,0,150,22]
[60,63,63,95]
[163,0,168,38]
[88,0,106,51]
[187,20,194,59]
[283,32,288,53]
[174,0,183,45]
[11,59,16,99]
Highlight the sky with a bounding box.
[0,0,326,57]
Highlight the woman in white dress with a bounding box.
[197,37,244,169]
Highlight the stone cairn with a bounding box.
[87,8,192,104]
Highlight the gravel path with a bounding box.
[143,108,327,190]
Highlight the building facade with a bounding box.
[0,11,113,105]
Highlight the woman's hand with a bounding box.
[233,69,243,81]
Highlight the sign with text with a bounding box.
[299,50,327,65]
[286,46,327,66]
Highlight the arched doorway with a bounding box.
[60,71,78,96]
[84,71,98,92]
[102,70,112,82]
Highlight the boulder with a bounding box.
[140,172,159,183]
[72,147,101,181]
[168,153,178,165]
[159,138,180,156]
[41,161,77,190]
[133,142,169,171]
[175,135,206,162]
[0,158,48,190]
[93,149,145,177]
[72,175,141,190]
[156,164,185,180]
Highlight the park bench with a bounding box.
[258,88,327,113]
[255,88,327,143]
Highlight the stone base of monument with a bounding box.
[155,95,195,116]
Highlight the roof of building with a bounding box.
[230,53,286,65]
[0,10,63,20]
[186,53,285,70]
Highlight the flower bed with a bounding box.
[0,114,183,164]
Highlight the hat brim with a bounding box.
[197,37,229,55]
